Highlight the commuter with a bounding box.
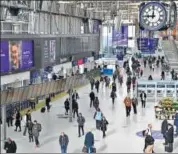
[140,69,143,77]
[89,91,95,108]
[27,120,34,142]
[156,59,160,67]
[72,99,79,118]
[161,119,168,145]
[126,75,132,93]
[77,113,85,137]
[174,111,178,136]
[124,95,132,117]
[32,120,42,147]
[161,71,165,80]
[72,90,79,100]
[132,75,136,90]
[84,130,95,153]
[64,98,70,115]
[148,75,153,80]
[59,132,69,154]
[23,110,32,136]
[14,110,21,132]
[110,90,117,104]
[140,91,147,108]
[7,110,13,127]
[145,124,153,136]
[100,116,109,138]
[95,80,100,93]
[118,75,123,86]
[93,108,102,130]
[90,77,95,90]
[113,73,117,82]
[132,96,138,114]
[4,138,17,153]
[100,76,104,87]
[165,123,174,152]
[112,82,117,92]
[93,97,99,110]
[45,95,51,112]
[143,59,147,68]
[144,134,155,153]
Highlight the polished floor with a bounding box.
[1,64,178,153]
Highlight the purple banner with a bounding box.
[93,20,100,33]
[112,25,128,46]
[1,40,34,73]
[0,41,9,72]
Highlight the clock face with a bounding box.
[140,2,167,31]
[169,2,177,29]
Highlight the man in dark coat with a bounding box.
[72,99,79,118]
[165,123,174,152]
[14,111,21,132]
[4,138,17,153]
[77,113,85,137]
[84,130,95,153]
[161,119,168,145]
[95,80,100,93]
[59,132,69,154]
[89,91,95,108]
[45,95,51,112]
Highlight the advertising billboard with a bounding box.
[0,40,34,73]
[112,25,128,46]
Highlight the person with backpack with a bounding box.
[4,138,17,153]
[110,90,117,104]
[77,113,85,137]
[93,108,102,130]
[32,120,42,147]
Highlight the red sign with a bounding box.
[77,59,84,65]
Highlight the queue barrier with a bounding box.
[0,69,100,105]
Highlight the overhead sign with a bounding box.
[103,68,113,75]
[137,38,158,54]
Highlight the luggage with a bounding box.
[41,107,46,113]
[92,147,96,153]
[165,143,173,152]
[82,146,87,153]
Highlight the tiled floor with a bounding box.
[1,64,178,153]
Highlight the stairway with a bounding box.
[161,40,178,72]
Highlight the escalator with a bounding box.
[161,40,178,72]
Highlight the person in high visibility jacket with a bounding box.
[124,96,132,117]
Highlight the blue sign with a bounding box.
[103,68,113,75]
[83,57,88,63]
[72,60,77,67]
[137,38,158,54]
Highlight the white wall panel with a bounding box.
[1,71,30,85]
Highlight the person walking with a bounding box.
[23,110,31,136]
[14,110,21,132]
[100,116,109,138]
[32,120,42,147]
[27,120,34,142]
[84,130,95,153]
[77,113,85,137]
[93,108,102,130]
[90,78,95,90]
[93,97,99,110]
[64,98,70,115]
[140,91,147,108]
[174,111,178,136]
[95,80,100,93]
[45,95,51,112]
[110,90,117,104]
[7,110,13,127]
[124,95,132,117]
[59,132,69,154]
[161,119,168,145]
[4,138,17,153]
[72,90,79,100]
[89,91,95,108]
[132,96,138,114]
[72,99,79,118]
[165,123,174,152]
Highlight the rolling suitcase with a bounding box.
[41,107,46,113]
[165,143,173,152]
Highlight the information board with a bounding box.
[137,80,178,102]
[103,68,113,75]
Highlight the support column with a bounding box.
[69,89,73,122]
[2,105,7,144]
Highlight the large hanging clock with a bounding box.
[139,2,167,31]
[169,1,177,29]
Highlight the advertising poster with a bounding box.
[49,40,56,63]
[0,40,34,73]
[112,25,128,46]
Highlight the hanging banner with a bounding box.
[137,38,158,54]
[112,25,128,46]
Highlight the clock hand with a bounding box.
[151,6,155,19]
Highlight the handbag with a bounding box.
[82,146,87,153]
